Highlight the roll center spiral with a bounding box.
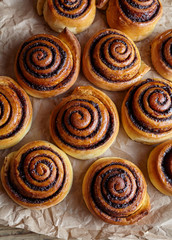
[29,157,54,181]
[111,42,126,55]
[35,163,50,176]
[70,109,91,129]
[113,176,125,191]
[149,91,171,112]
[36,51,47,61]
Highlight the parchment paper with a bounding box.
[0,0,172,239]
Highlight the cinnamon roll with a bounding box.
[121,78,172,144]
[37,0,96,34]
[0,76,32,150]
[1,141,73,209]
[82,29,150,91]
[151,30,172,81]
[106,0,163,42]
[82,157,150,225]
[50,86,119,160]
[147,140,172,196]
[15,28,81,98]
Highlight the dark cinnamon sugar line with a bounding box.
[90,163,140,215]
[0,85,26,139]
[28,158,54,183]
[18,38,66,78]
[28,48,55,70]
[59,0,82,10]
[103,169,128,196]
[0,101,4,120]
[125,79,172,133]
[119,0,161,22]
[89,30,138,82]
[125,0,154,10]
[5,146,67,204]
[0,93,11,128]
[54,100,115,149]
[61,100,101,137]
[6,170,66,204]
[18,157,58,191]
[53,0,91,18]
[161,147,172,185]
[64,0,79,6]
[100,39,136,69]
[140,89,172,117]
[16,36,75,91]
[161,37,172,69]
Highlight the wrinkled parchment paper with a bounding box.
[0,0,172,239]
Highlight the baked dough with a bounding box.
[82,29,150,91]
[37,0,96,34]
[148,140,172,196]
[15,28,81,98]
[151,29,172,81]
[1,140,73,209]
[106,0,163,41]
[83,157,150,225]
[122,78,172,144]
[0,76,32,149]
[50,86,119,159]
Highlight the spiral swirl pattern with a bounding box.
[86,29,140,82]
[15,31,80,98]
[83,158,150,224]
[122,78,172,144]
[0,76,32,149]
[106,0,162,41]
[161,146,172,185]
[148,140,172,195]
[118,0,161,22]
[50,86,119,159]
[38,0,96,34]
[52,0,92,18]
[1,141,73,209]
[151,30,172,81]
[82,29,150,91]
[161,37,172,68]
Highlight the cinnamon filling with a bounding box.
[90,163,141,217]
[125,79,172,133]
[6,146,66,203]
[162,148,172,185]
[89,30,138,82]
[53,0,91,18]
[16,36,74,91]
[119,0,161,22]
[54,99,114,150]
[161,37,172,69]
[0,85,26,139]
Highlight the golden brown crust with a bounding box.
[82,29,150,91]
[1,141,73,209]
[0,76,32,149]
[106,0,163,42]
[14,29,81,98]
[82,157,150,225]
[37,0,96,34]
[37,0,46,15]
[121,78,172,145]
[49,86,119,160]
[147,140,172,196]
[151,29,172,81]
[96,0,109,9]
